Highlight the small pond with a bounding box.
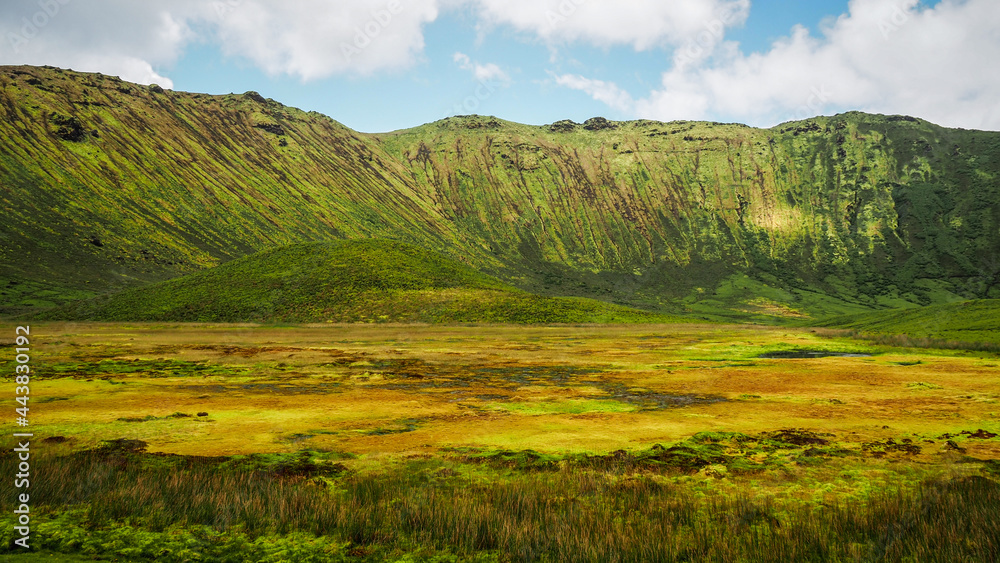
[757,350,872,359]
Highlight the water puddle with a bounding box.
[374,363,724,410]
[177,382,343,394]
[757,350,872,359]
[597,382,725,410]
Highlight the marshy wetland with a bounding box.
[4,322,1000,561]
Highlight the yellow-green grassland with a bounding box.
[3,322,998,561]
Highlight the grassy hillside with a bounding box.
[0,66,475,314]
[36,239,681,323]
[812,299,1000,346]
[376,114,1000,315]
[3,65,1000,320]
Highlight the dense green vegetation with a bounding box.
[0,66,467,315]
[3,66,999,320]
[2,443,998,562]
[35,240,679,323]
[814,299,1000,347]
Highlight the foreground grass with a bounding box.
[2,447,998,562]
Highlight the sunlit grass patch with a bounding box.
[488,398,637,415]
[907,381,944,390]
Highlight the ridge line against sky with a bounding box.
[1,0,997,133]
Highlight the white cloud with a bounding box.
[0,0,199,86]
[84,56,176,89]
[0,0,753,85]
[211,0,441,79]
[553,73,632,112]
[0,0,441,83]
[561,0,1000,130]
[474,0,749,50]
[453,51,510,84]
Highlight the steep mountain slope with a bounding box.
[0,65,479,313]
[2,66,999,319]
[36,240,678,324]
[376,114,1000,315]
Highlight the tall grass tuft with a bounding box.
[3,452,998,562]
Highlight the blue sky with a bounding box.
[164,0,854,131]
[2,0,995,132]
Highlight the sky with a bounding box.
[1,0,997,133]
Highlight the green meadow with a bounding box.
[813,299,1000,349]
[2,322,998,561]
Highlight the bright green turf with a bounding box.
[811,299,1000,346]
[34,239,685,324]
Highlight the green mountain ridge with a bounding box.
[34,240,679,324]
[374,114,1000,314]
[2,65,999,320]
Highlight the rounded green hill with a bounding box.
[38,240,678,324]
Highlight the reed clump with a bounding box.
[3,450,998,562]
